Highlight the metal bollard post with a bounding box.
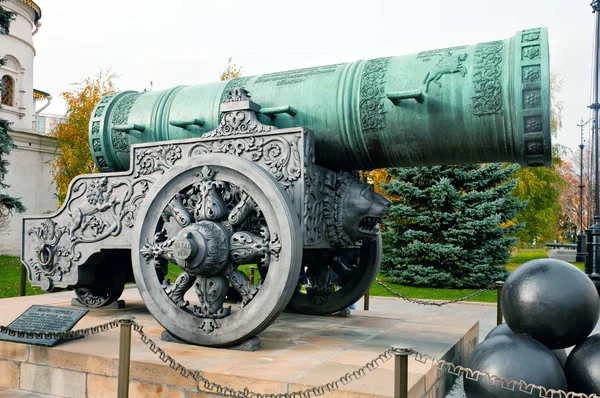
[20,262,27,297]
[249,266,256,285]
[496,281,504,326]
[117,315,135,398]
[391,345,411,398]
[364,286,370,311]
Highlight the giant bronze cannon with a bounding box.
[22,28,550,347]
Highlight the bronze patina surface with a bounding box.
[89,28,551,172]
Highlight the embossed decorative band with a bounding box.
[360,57,392,132]
[518,28,548,167]
[472,40,503,116]
[112,93,141,153]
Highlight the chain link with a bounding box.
[409,349,599,398]
[374,277,496,306]
[1,317,596,397]
[131,321,393,397]
[0,320,120,340]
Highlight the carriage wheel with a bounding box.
[74,252,127,308]
[288,235,381,315]
[132,154,301,347]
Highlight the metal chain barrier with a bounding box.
[1,318,598,397]
[130,320,394,397]
[374,277,497,307]
[408,348,599,398]
[0,320,120,340]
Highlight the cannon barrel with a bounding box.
[89,27,551,172]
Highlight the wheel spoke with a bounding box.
[163,271,194,308]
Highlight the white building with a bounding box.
[0,0,59,255]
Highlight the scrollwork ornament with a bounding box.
[203,110,273,139]
[360,57,391,132]
[184,166,229,221]
[140,230,175,264]
[189,136,301,201]
[74,287,106,307]
[193,276,231,334]
[304,132,325,245]
[134,144,182,177]
[204,88,273,139]
[68,177,153,253]
[27,220,73,285]
[220,77,252,105]
[323,171,360,247]
[472,40,504,115]
[111,92,141,153]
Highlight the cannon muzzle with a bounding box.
[89,27,551,172]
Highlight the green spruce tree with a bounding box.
[381,163,525,288]
[0,1,24,218]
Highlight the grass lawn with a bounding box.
[0,255,45,299]
[369,248,585,304]
[1,248,585,304]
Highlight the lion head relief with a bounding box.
[324,172,391,248]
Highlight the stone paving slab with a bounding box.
[0,389,55,397]
[0,287,478,398]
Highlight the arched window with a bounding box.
[1,75,14,107]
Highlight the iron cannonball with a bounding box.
[564,334,600,394]
[501,258,600,349]
[485,323,513,339]
[485,323,568,367]
[464,334,567,397]
[552,348,568,369]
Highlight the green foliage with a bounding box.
[0,1,24,217]
[381,163,525,288]
[50,71,117,204]
[513,155,565,244]
[512,73,566,244]
[0,1,15,36]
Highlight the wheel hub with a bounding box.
[172,221,230,277]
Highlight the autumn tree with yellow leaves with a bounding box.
[220,57,243,81]
[50,71,117,204]
[512,73,565,244]
[50,59,243,205]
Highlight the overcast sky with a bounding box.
[32,0,598,153]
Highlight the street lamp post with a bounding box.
[577,119,591,262]
[585,0,600,294]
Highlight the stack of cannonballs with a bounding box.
[464,259,600,397]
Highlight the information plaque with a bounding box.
[0,305,88,347]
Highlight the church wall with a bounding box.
[0,0,36,130]
[0,0,54,255]
[0,130,58,255]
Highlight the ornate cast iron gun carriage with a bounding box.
[22,28,551,347]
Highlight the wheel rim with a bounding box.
[132,154,301,347]
[288,235,381,315]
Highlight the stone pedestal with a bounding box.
[0,287,479,398]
